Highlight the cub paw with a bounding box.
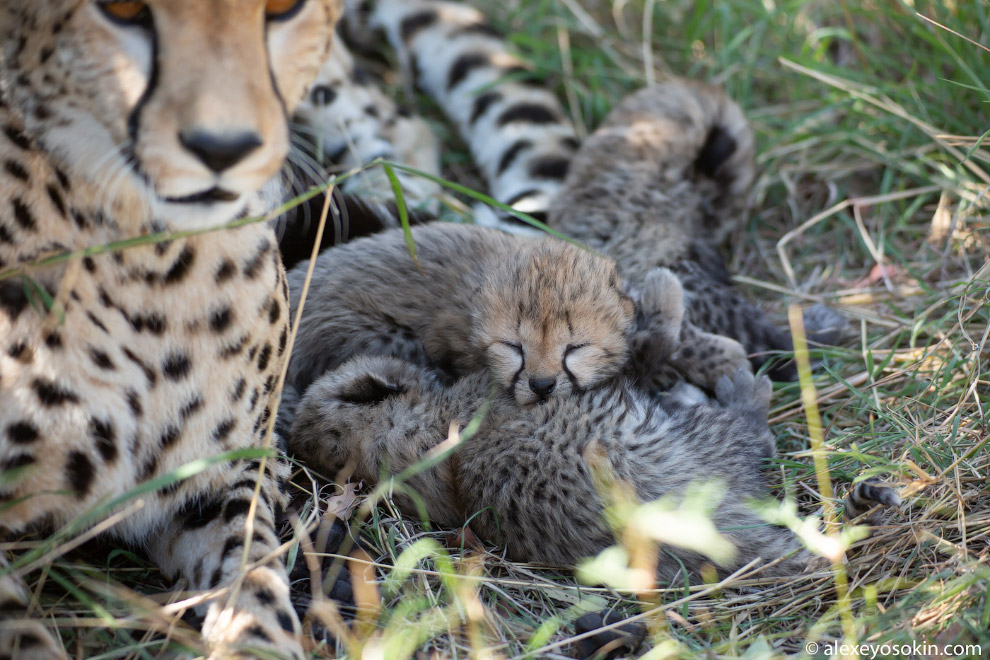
[639,268,683,315]
[636,268,685,348]
[714,368,772,416]
[660,381,711,407]
[671,324,751,391]
[803,555,831,574]
[803,303,848,347]
[707,334,753,381]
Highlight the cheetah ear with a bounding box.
[336,374,406,405]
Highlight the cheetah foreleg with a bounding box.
[0,554,67,660]
[145,461,303,660]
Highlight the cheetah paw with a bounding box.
[662,381,711,407]
[202,568,304,660]
[670,325,751,391]
[0,620,66,660]
[803,303,848,347]
[803,555,832,574]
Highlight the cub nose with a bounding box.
[528,377,556,400]
[179,129,263,173]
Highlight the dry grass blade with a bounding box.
[916,13,990,55]
[775,186,941,289]
[778,58,989,184]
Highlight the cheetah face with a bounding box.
[477,241,634,406]
[485,322,628,406]
[0,0,342,231]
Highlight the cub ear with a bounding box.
[336,374,407,404]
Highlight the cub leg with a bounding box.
[670,324,752,393]
[628,267,751,393]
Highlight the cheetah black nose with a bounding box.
[529,377,556,400]
[180,130,263,173]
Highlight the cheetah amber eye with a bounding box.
[265,0,307,20]
[98,1,150,25]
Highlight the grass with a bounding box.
[11,0,990,658]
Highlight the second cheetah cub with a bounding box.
[548,80,846,382]
[293,359,810,578]
[292,358,902,578]
[286,223,638,406]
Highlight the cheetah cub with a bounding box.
[286,223,641,406]
[294,359,807,577]
[549,81,846,381]
[292,358,902,577]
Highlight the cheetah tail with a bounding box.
[680,80,756,211]
[669,80,755,242]
[844,478,902,524]
[362,0,579,233]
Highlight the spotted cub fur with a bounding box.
[293,358,808,578]
[285,223,635,407]
[0,1,342,657]
[292,357,902,578]
[549,81,844,381]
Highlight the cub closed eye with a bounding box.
[97,1,151,25]
[265,0,307,20]
[499,341,524,355]
[564,343,589,356]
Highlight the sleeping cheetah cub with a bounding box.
[0,1,341,657]
[291,358,901,577]
[292,357,898,577]
[286,223,638,406]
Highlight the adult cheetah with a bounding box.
[0,1,341,657]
